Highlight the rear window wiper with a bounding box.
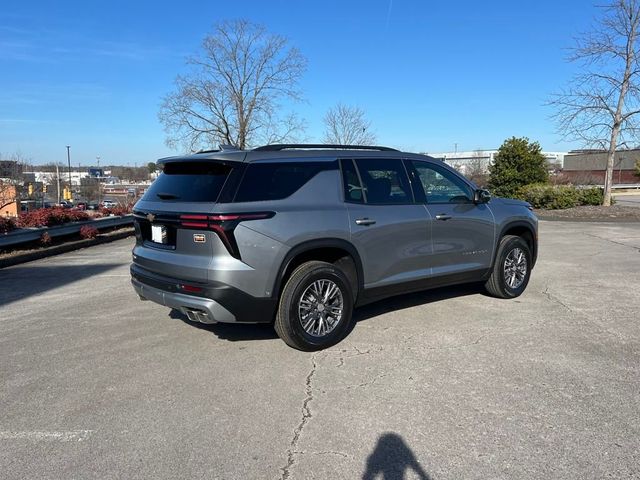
[156,192,180,200]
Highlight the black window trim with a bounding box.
[339,158,368,204]
[407,159,475,205]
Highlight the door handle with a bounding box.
[355,218,376,226]
[435,214,452,221]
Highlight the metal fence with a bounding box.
[0,215,134,249]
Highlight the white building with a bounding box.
[25,170,90,186]
[424,149,567,174]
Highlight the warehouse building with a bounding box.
[562,150,639,185]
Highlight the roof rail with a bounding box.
[196,144,241,154]
[252,143,399,152]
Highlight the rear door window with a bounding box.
[353,158,413,204]
[143,162,232,202]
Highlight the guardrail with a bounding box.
[0,215,134,249]
[611,184,640,191]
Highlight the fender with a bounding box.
[272,238,365,300]
[494,220,538,268]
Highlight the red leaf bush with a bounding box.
[80,225,99,239]
[99,204,132,216]
[0,216,16,234]
[40,232,52,245]
[17,207,90,228]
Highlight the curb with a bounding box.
[0,228,135,269]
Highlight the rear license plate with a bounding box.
[151,224,167,244]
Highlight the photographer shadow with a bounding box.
[363,432,431,480]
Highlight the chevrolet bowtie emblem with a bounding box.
[146,213,156,222]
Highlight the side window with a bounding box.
[235,162,334,202]
[341,159,364,203]
[354,158,413,204]
[410,161,473,204]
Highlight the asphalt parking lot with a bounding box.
[615,194,640,207]
[1,221,639,479]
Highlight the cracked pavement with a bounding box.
[1,221,639,479]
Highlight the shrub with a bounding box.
[80,225,99,239]
[99,204,132,216]
[579,187,605,206]
[517,184,578,209]
[488,137,549,198]
[516,184,607,209]
[40,232,52,246]
[17,207,89,228]
[0,216,16,234]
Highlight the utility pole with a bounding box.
[56,164,61,204]
[66,145,72,202]
[96,156,101,205]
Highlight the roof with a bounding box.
[156,144,433,165]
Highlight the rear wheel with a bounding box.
[485,235,532,299]
[275,261,354,351]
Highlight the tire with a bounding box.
[485,235,532,299]
[275,260,354,351]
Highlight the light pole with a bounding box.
[66,145,72,202]
[96,156,101,205]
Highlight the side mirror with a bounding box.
[474,189,491,204]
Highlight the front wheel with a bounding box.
[485,235,532,299]
[275,261,354,351]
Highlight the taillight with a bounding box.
[178,212,274,258]
[179,214,208,228]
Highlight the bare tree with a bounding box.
[323,103,377,145]
[0,152,29,213]
[550,0,640,205]
[159,19,307,151]
[466,150,489,187]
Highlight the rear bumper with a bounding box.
[132,278,234,323]
[130,264,276,324]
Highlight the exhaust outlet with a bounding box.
[183,308,214,323]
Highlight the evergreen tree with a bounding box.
[488,137,548,198]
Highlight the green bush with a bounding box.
[516,184,606,209]
[517,184,578,209]
[578,187,605,206]
[488,137,549,198]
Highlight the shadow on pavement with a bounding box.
[354,283,483,323]
[363,432,431,480]
[0,263,122,307]
[171,283,482,344]
[169,309,279,341]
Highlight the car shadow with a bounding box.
[0,263,123,308]
[169,309,279,341]
[171,283,483,343]
[353,282,484,323]
[362,432,431,480]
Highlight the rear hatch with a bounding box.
[132,159,244,283]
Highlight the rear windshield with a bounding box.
[143,162,231,203]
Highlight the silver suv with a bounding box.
[131,144,537,350]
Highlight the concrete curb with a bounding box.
[0,228,135,269]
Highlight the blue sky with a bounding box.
[1,0,596,166]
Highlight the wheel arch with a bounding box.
[496,221,538,267]
[273,239,364,302]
